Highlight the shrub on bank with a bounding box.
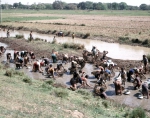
[118,37,129,41]
[65,31,71,36]
[62,43,84,49]
[5,68,24,77]
[80,24,86,26]
[5,69,13,77]
[83,33,90,39]
[34,38,41,41]
[142,39,149,45]
[54,89,68,98]
[129,107,146,118]
[52,30,57,34]
[22,76,32,84]
[15,34,24,39]
[131,38,142,43]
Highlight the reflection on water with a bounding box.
[1,29,150,60]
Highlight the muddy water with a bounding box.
[1,29,150,60]
[0,42,150,111]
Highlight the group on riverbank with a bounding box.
[1,41,149,100]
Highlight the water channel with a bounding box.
[1,29,150,60]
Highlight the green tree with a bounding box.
[107,3,112,9]
[77,2,86,10]
[2,4,11,9]
[93,2,107,10]
[112,2,119,10]
[31,3,37,9]
[127,5,139,10]
[45,4,53,9]
[37,3,46,10]
[13,3,19,8]
[85,1,93,9]
[119,2,127,10]
[140,4,148,10]
[65,3,77,10]
[52,0,65,9]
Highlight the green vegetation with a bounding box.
[83,33,90,39]
[2,9,150,16]
[2,1,150,11]
[62,43,84,50]
[128,107,147,118]
[0,63,148,117]
[3,16,63,22]
[118,37,150,47]
[15,34,24,39]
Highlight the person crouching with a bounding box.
[32,60,43,73]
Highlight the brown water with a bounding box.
[1,29,150,60]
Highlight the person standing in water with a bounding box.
[29,31,33,41]
[7,29,10,38]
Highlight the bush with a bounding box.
[83,33,90,39]
[13,70,24,76]
[62,43,84,49]
[131,38,142,43]
[80,24,86,26]
[129,107,146,118]
[65,31,71,36]
[54,89,68,98]
[17,26,23,30]
[22,76,32,84]
[47,30,51,33]
[63,43,69,48]
[102,101,109,108]
[54,23,63,25]
[34,38,41,41]
[118,37,129,41]
[15,34,24,39]
[45,80,54,85]
[77,89,90,96]
[52,30,57,34]
[5,69,13,77]
[142,39,149,45]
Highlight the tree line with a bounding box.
[1,1,150,10]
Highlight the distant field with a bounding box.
[2,9,150,41]
[2,9,150,16]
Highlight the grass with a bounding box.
[62,43,84,49]
[2,16,63,22]
[127,107,147,118]
[2,9,150,16]
[16,34,24,39]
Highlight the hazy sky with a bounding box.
[2,0,150,6]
